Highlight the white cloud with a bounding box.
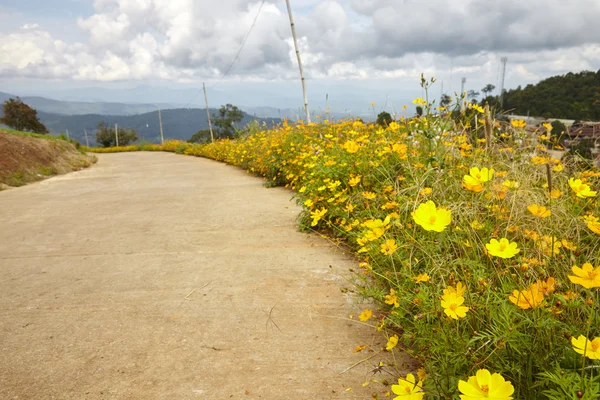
[21,23,40,30]
[0,0,599,91]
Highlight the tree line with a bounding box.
[1,98,274,147]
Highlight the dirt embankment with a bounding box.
[0,130,96,189]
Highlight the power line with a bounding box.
[181,0,266,107]
[218,0,266,83]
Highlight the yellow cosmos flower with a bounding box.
[509,283,545,309]
[412,201,452,232]
[413,273,430,283]
[548,188,562,199]
[363,216,391,230]
[443,282,466,297]
[310,208,327,226]
[470,104,484,113]
[485,238,520,259]
[568,178,597,198]
[568,263,600,289]
[391,373,424,400]
[502,180,519,189]
[342,140,360,153]
[385,288,399,307]
[441,292,469,319]
[538,277,556,296]
[511,119,526,128]
[553,163,564,172]
[571,335,600,359]
[470,220,484,230]
[412,97,426,105]
[363,228,385,242]
[463,167,494,192]
[386,334,399,351]
[348,175,361,187]
[464,167,495,185]
[362,191,377,199]
[587,219,600,235]
[419,187,433,196]
[381,239,398,255]
[358,309,372,322]
[527,204,551,218]
[458,369,514,400]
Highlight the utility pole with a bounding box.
[84,128,89,147]
[499,57,508,109]
[158,105,164,144]
[203,82,214,143]
[115,123,119,147]
[285,0,310,124]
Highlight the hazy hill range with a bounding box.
[0,91,178,116]
[36,109,280,146]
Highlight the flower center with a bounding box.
[481,384,489,393]
[476,173,481,179]
[404,386,411,393]
[499,243,507,251]
[429,216,437,224]
[449,303,457,311]
[588,271,597,279]
[592,340,600,351]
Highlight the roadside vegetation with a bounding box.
[0,129,95,189]
[84,78,599,399]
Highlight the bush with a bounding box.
[95,122,138,147]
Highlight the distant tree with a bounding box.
[376,111,393,127]
[482,84,496,96]
[212,104,244,138]
[95,121,138,147]
[0,97,48,133]
[550,120,567,137]
[467,90,480,101]
[188,129,213,144]
[440,94,452,108]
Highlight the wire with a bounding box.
[181,0,266,107]
[218,0,266,83]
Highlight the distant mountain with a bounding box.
[0,91,179,116]
[35,108,280,146]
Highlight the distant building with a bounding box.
[506,114,575,128]
[568,121,600,141]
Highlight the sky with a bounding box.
[1,0,600,114]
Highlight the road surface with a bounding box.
[0,152,391,399]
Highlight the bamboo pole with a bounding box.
[203,82,215,143]
[158,105,164,144]
[285,0,310,124]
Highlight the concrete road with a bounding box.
[0,152,390,399]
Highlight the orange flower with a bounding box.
[509,283,545,309]
[527,204,551,218]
